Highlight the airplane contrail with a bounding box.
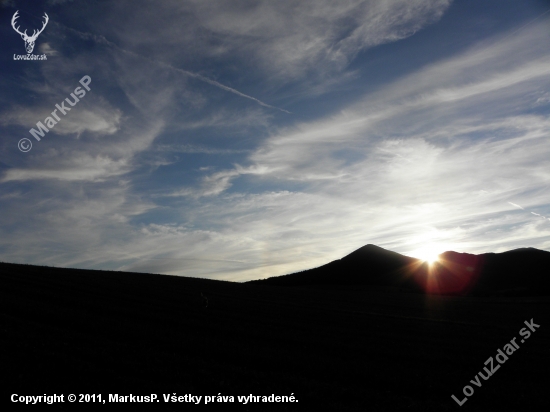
[508,202,549,222]
[51,21,291,114]
[508,202,524,210]
[500,7,550,42]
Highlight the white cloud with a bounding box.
[38,43,59,57]
[238,22,550,184]
[94,0,452,82]
[1,155,130,182]
[200,0,451,79]
[1,105,122,137]
[144,19,550,278]
[2,2,550,282]
[56,109,121,136]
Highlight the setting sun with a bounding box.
[412,245,443,265]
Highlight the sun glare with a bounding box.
[413,245,442,265]
[422,252,439,265]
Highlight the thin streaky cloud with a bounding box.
[155,60,291,114]
[50,21,291,114]
[86,247,247,264]
[499,7,550,43]
[1,1,549,281]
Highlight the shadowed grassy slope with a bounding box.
[1,261,549,410]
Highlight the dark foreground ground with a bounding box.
[1,262,549,410]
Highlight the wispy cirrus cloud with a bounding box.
[187,0,452,79]
[238,22,550,181]
[78,0,451,87]
[1,105,122,137]
[1,0,549,282]
[155,19,550,277]
[50,19,290,114]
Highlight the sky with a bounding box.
[1,0,550,281]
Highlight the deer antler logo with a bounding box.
[11,11,49,54]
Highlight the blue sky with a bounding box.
[1,0,550,281]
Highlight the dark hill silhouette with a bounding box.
[249,245,550,296]
[1,259,549,410]
[248,244,421,290]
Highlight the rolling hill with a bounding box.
[1,246,549,411]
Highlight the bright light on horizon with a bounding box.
[410,244,444,265]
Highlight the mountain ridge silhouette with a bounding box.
[248,245,550,296]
